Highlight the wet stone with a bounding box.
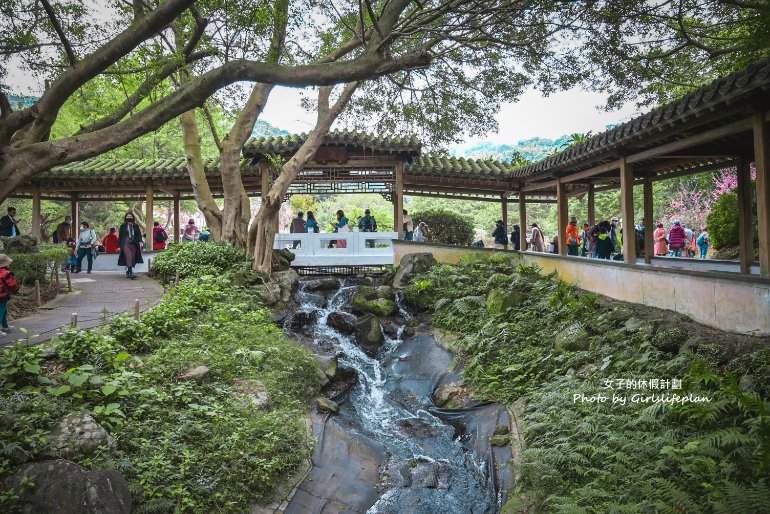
[315,397,340,414]
[326,311,356,335]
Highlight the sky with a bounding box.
[258,85,643,151]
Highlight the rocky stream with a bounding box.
[273,255,515,514]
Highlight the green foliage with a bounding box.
[8,245,70,284]
[412,208,474,245]
[707,193,739,249]
[152,242,249,279]
[0,275,320,512]
[408,256,770,512]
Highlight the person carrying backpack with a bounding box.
[53,215,72,244]
[492,220,508,249]
[0,254,20,336]
[696,228,710,259]
[358,209,377,248]
[152,221,169,251]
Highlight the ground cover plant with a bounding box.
[0,275,320,513]
[152,242,251,279]
[406,254,770,513]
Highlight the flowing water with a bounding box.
[286,279,501,514]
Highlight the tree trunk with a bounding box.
[252,82,358,271]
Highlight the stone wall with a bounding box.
[393,240,770,337]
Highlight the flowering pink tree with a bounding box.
[711,165,757,201]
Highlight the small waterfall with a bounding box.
[288,278,498,514]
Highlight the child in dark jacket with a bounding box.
[595,227,615,259]
[0,254,21,335]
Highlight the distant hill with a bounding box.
[455,135,573,163]
[251,120,289,138]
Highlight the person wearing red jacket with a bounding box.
[102,227,119,254]
[668,220,687,257]
[0,254,21,336]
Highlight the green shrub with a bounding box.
[54,329,124,370]
[152,242,248,278]
[706,192,739,249]
[412,208,474,245]
[107,315,154,354]
[8,245,70,284]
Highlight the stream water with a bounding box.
[283,279,507,514]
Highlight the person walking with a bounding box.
[653,223,668,256]
[152,221,169,251]
[403,209,414,240]
[492,220,508,249]
[580,223,591,257]
[0,254,20,336]
[609,217,619,250]
[118,212,144,279]
[182,219,200,242]
[306,211,319,233]
[333,210,349,248]
[73,222,97,274]
[53,215,72,243]
[565,217,580,256]
[290,211,306,249]
[595,227,614,259]
[358,208,378,248]
[668,220,686,257]
[696,228,710,259]
[103,227,119,253]
[530,223,545,252]
[511,224,521,251]
[0,207,20,237]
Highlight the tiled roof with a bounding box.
[244,129,421,155]
[511,56,770,178]
[406,154,515,178]
[42,157,258,180]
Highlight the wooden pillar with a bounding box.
[556,179,567,255]
[587,183,596,227]
[643,176,654,264]
[501,196,508,229]
[620,157,636,263]
[173,193,181,243]
[145,184,154,237]
[394,161,404,238]
[31,185,41,239]
[754,112,770,276]
[736,156,754,274]
[70,195,79,234]
[518,192,527,251]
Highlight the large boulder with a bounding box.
[392,253,437,288]
[179,365,210,382]
[606,307,634,324]
[1,235,39,254]
[49,413,114,459]
[554,323,589,352]
[274,269,300,302]
[432,383,464,409]
[352,295,397,317]
[326,311,356,335]
[486,289,526,316]
[308,277,340,291]
[2,459,132,514]
[289,310,320,336]
[254,281,281,306]
[231,379,271,409]
[355,314,384,356]
[272,248,295,271]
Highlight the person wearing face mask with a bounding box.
[118,212,144,279]
[74,222,97,274]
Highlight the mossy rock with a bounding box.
[554,323,589,352]
[352,295,397,317]
[486,289,526,316]
[490,434,510,447]
[606,307,634,324]
[652,327,689,353]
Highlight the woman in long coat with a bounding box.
[118,212,144,279]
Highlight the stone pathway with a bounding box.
[2,253,166,346]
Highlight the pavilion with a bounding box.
[9,56,770,278]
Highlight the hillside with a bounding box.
[455,135,574,162]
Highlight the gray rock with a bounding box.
[490,434,510,447]
[232,379,271,409]
[739,374,756,392]
[606,307,634,323]
[272,248,295,271]
[554,323,589,352]
[623,317,645,332]
[486,289,526,316]
[50,413,114,458]
[308,278,340,291]
[375,285,395,301]
[351,294,397,317]
[1,235,39,254]
[315,397,340,414]
[290,310,320,335]
[326,311,356,335]
[432,383,463,408]
[354,314,384,356]
[493,424,510,436]
[274,269,300,302]
[179,365,210,382]
[314,355,339,380]
[392,253,437,288]
[255,282,281,305]
[2,459,132,514]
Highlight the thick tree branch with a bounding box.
[39,0,77,66]
[202,103,222,151]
